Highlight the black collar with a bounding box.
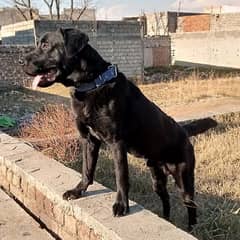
[75,65,118,93]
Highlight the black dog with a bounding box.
[21,28,217,228]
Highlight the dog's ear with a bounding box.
[58,28,89,58]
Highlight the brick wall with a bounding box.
[0,46,33,87]
[1,20,35,45]
[34,20,143,80]
[0,20,143,82]
[0,133,101,240]
[177,15,210,32]
[177,13,240,33]
[0,131,197,240]
[145,11,205,36]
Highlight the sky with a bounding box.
[1,0,240,19]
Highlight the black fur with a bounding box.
[22,28,217,228]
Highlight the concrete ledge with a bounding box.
[0,132,197,240]
[0,189,54,239]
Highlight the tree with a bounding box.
[13,0,37,20]
[43,0,54,19]
[69,0,73,20]
[69,0,93,21]
[55,0,60,20]
[42,0,60,19]
[78,0,93,20]
[14,0,94,21]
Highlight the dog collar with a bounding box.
[75,65,118,93]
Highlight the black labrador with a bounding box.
[21,28,217,228]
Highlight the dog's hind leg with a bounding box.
[173,143,197,229]
[63,135,101,200]
[149,164,170,220]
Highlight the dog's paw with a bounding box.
[62,189,82,200]
[112,201,129,217]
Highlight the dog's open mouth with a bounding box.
[32,69,57,89]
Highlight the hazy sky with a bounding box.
[95,0,240,19]
[1,0,240,19]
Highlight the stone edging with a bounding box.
[0,131,197,240]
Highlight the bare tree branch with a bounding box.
[14,0,38,13]
[27,0,33,19]
[14,0,36,20]
[43,0,54,19]
[76,6,87,20]
[76,0,92,20]
[14,0,27,8]
[14,0,95,21]
[70,0,73,20]
[54,0,60,20]
[14,4,28,21]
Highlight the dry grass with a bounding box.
[191,113,240,239]
[19,76,240,240]
[140,77,240,108]
[36,76,240,109]
[19,104,80,162]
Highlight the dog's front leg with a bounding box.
[63,136,101,200]
[111,140,129,216]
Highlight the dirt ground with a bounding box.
[0,86,70,134]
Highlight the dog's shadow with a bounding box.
[83,188,112,197]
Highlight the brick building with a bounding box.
[145,11,204,36]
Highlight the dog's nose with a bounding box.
[18,58,25,66]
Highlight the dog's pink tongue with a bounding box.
[32,75,42,90]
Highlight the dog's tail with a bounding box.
[182,118,217,137]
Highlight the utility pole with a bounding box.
[177,0,182,17]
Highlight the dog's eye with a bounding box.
[41,42,49,49]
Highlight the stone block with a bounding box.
[64,214,77,236]
[53,205,64,226]
[6,169,13,184]
[12,173,21,188]
[44,197,54,218]
[35,188,46,212]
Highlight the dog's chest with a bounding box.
[71,96,115,141]
[75,107,103,139]
[86,125,101,140]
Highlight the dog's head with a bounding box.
[21,28,89,89]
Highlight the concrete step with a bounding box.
[0,189,54,240]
